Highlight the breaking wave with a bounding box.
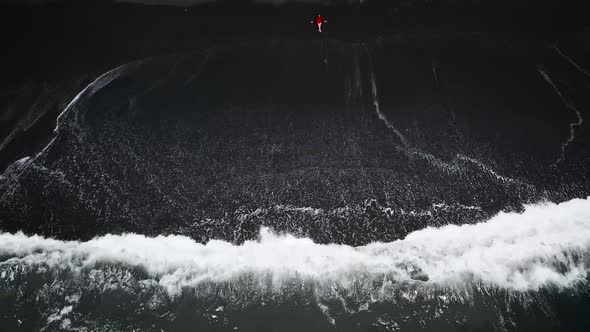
[1,197,589,297]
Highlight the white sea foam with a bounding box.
[552,44,590,79]
[32,62,137,161]
[366,52,524,183]
[1,198,589,296]
[538,67,584,166]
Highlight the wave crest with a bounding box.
[1,198,589,296]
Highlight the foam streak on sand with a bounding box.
[553,44,590,79]
[1,198,589,296]
[33,62,137,161]
[366,49,523,183]
[538,67,584,166]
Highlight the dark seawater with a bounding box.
[1,36,590,331]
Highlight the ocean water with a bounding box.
[1,37,589,331]
[1,198,590,331]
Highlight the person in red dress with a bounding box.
[310,15,327,33]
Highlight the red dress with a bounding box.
[314,16,324,25]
